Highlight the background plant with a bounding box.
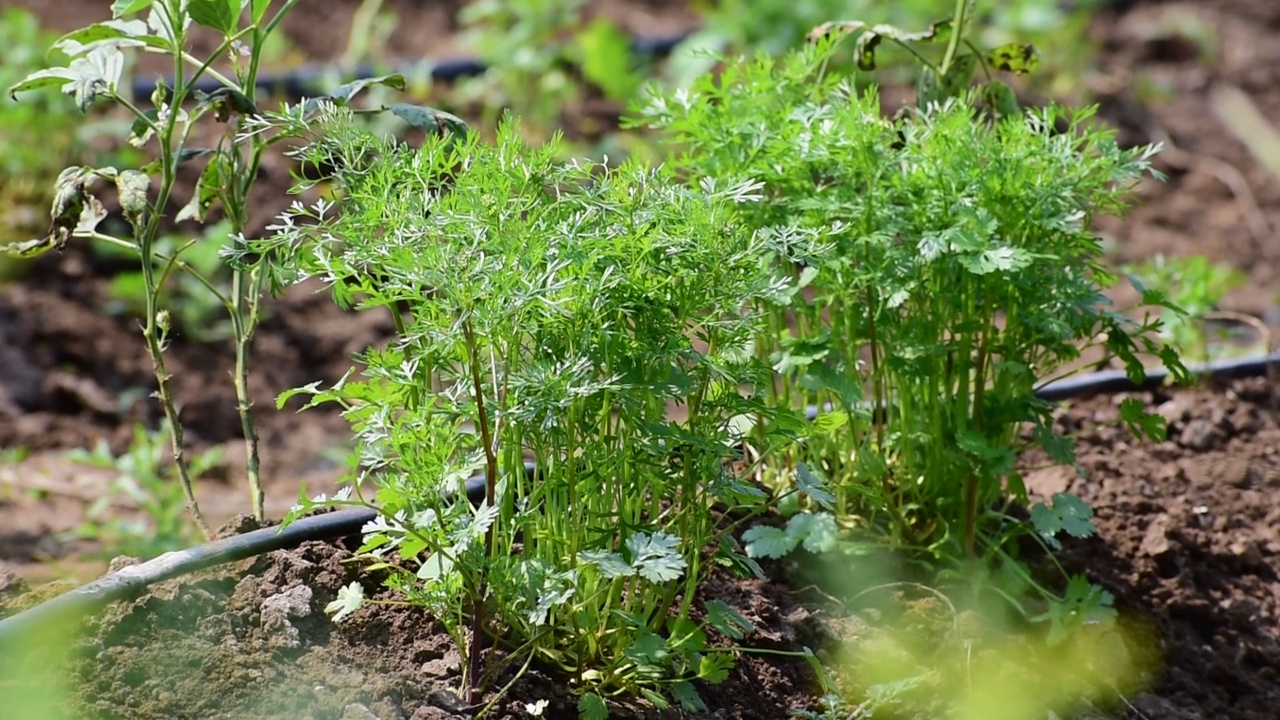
[250,105,804,715]
[1126,254,1257,364]
[0,7,121,279]
[456,0,647,146]
[633,29,1183,624]
[5,0,445,537]
[675,0,1104,100]
[61,420,220,559]
[5,0,316,536]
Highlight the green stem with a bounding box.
[939,0,970,78]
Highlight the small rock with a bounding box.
[1156,396,1191,424]
[1139,516,1172,558]
[260,585,313,649]
[107,556,141,573]
[421,649,462,678]
[341,704,380,720]
[1177,419,1217,451]
[1229,539,1265,569]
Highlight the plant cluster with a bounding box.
[5,1,1185,718]
[1126,253,1257,364]
[632,12,1182,626]
[248,107,811,712]
[61,420,220,559]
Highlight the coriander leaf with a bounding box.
[671,681,707,712]
[577,549,634,579]
[742,524,798,560]
[626,531,686,583]
[705,600,754,640]
[625,631,670,665]
[795,463,837,510]
[1119,397,1167,441]
[1052,492,1096,539]
[325,581,364,622]
[699,652,735,684]
[577,693,608,720]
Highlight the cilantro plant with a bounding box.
[252,106,798,714]
[1125,254,1254,364]
[633,27,1183,619]
[6,0,442,536]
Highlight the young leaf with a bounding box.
[671,681,707,713]
[698,653,735,684]
[188,0,239,35]
[577,693,608,720]
[742,524,798,560]
[325,581,365,621]
[705,600,754,640]
[1119,397,1167,441]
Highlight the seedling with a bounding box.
[61,420,221,559]
[7,0,452,537]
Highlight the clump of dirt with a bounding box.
[1046,377,1280,720]
[0,536,822,720]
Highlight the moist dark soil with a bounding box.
[2,0,1280,718]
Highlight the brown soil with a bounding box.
[2,0,1280,718]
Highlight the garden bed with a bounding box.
[2,0,1280,718]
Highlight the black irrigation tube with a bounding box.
[128,32,694,100]
[2,351,1276,650]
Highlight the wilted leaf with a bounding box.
[807,19,952,71]
[116,169,150,226]
[301,74,407,117]
[985,43,1040,75]
[197,86,258,121]
[384,103,469,139]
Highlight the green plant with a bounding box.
[247,105,808,715]
[5,0,308,536]
[96,220,238,341]
[61,421,221,558]
[633,19,1182,622]
[0,8,101,268]
[456,0,645,143]
[1126,254,1254,364]
[676,0,1104,99]
[5,0,446,537]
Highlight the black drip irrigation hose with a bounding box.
[1,351,1276,649]
[129,32,694,101]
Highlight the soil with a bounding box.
[2,0,1280,718]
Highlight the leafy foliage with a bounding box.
[255,107,794,712]
[633,35,1182,623]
